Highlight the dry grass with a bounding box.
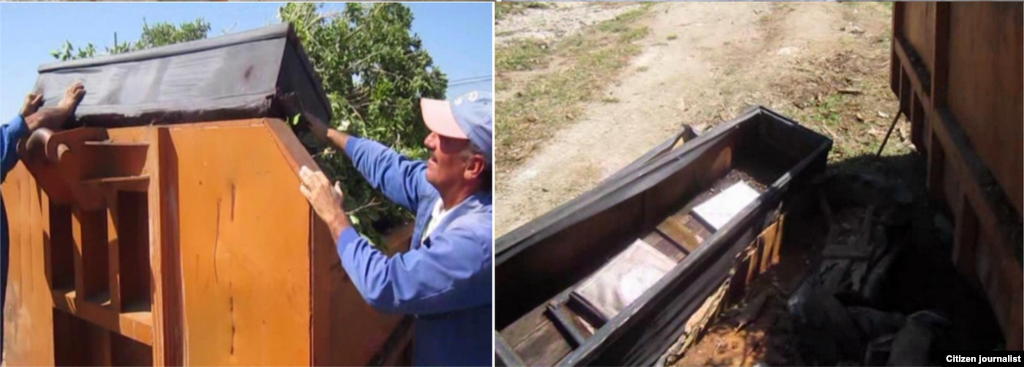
[495,4,654,173]
[496,2,553,21]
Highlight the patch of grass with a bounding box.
[496,4,653,171]
[620,27,650,42]
[781,90,908,163]
[637,66,650,72]
[597,6,649,33]
[667,33,678,41]
[814,94,845,128]
[496,39,551,72]
[496,2,552,21]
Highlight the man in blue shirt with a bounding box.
[1,82,85,352]
[297,91,492,366]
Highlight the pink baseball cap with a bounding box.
[421,98,467,139]
[420,91,493,165]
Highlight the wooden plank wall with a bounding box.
[946,2,1024,216]
[901,2,936,75]
[898,1,1023,215]
[892,1,1023,350]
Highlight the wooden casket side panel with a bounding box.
[264,119,410,367]
[170,119,312,365]
[2,164,57,366]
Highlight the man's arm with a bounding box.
[2,93,47,181]
[2,84,85,182]
[305,114,429,212]
[323,129,349,153]
[336,219,492,315]
[343,137,430,212]
[1,115,30,182]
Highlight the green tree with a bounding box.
[52,4,448,246]
[280,2,448,245]
[51,19,210,60]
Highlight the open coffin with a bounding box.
[495,107,832,366]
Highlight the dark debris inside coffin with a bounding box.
[669,163,1005,367]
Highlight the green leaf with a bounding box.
[276,2,446,247]
[54,18,209,61]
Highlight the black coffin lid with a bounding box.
[33,23,330,127]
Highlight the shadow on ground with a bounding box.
[674,151,1003,366]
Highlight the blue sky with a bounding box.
[0,2,493,120]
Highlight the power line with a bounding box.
[449,78,492,85]
[448,75,492,86]
[449,74,492,82]
[449,79,492,87]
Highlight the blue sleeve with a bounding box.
[1,115,30,182]
[344,137,431,212]
[336,220,492,315]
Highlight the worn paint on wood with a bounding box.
[2,165,56,366]
[3,118,412,365]
[946,2,1023,215]
[170,120,312,365]
[892,1,1023,349]
[900,2,936,75]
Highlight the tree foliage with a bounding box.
[52,19,210,61]
[52,4,447,245]
[279,3,448,244]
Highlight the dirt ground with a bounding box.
[496,2,644,45]
[495,1,904,236]
[493,2,993,365]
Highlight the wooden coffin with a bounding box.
[495,107,831,366]
[4,22,412,367]
[2,119,412,366]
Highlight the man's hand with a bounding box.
[25,82,85,131]
[20,93,43,117]
[58,82,85,112]
[299,111,349,151]
[299,165,351,240]
[278,92,331,142]
[305,112,330,141]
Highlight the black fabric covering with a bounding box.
[33,23,329,128]
[496,107,832,366]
